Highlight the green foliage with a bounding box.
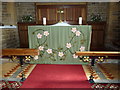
[90,13,102,22]
[21,15,34,22]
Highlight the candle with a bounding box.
[43,17,46,25]
[79,17,82,25]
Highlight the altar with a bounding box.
[28,25,92,64]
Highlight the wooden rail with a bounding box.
[75,51,120,56]
[2,48,39,82]
[2,48,39,56]
[76,51,120,83]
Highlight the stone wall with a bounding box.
[87,2,108,21]
[16,2,35,22]
[1,2,20,49]
[2,2,11,25]
[15,2,108,22]
[2,2,17,25]
[2,28,19,49]
[0,1,2,23]
[0,1,2,49]
[105,2,120,51]
[1,2,109,23]
[2,2,108,23]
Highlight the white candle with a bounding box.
[79,17,82,25]
[43,17,46,25]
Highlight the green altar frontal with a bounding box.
[28,25,92,64]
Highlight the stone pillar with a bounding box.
[2,2,19,48]
[6,2,17,25]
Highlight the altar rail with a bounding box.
[2,48,39,81]
[75,51,120,56]
[76,51,120,67]
[2,48,39,56]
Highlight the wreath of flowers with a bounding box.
[32,27,86,61]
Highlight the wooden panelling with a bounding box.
[17,22,36,48]
[87,21,106,51]
[18,3,108,51]
[35,4,87,25]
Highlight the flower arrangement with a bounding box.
[20,15,34,22]
[90,13,102,22]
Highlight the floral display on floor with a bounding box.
[1,80,22,89]
[1,80,120,89]
[91,83,120,89]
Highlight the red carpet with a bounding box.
[21,64,91,88]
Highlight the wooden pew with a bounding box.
[2,48,39,81]
[76,51,120,83]
[75,51,120,56]
[75,51,120,66]
[2,48,39,56]
[2,48,39,65]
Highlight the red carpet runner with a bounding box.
[21,64,91,88]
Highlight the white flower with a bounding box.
[80,46,85,51]
[73,54,78,58]
[71,27,77,33]
[75,31,81,36]
[66,43,72,48]
[37,33,42,39]
[58,52,64,57]
[38,46,44,51]
[44,31,49,36]
[46,49,52,54]
[34,56,38,60]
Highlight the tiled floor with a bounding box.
[83,59,120,83]
[1,58,120,83]
[1,58,36,81]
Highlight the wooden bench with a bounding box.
[75,51,120,56]
[2,48,39,81]
[76,51,120,66]
[75,51,120,83]
[2,48,39,64]
[2,48,39,56]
